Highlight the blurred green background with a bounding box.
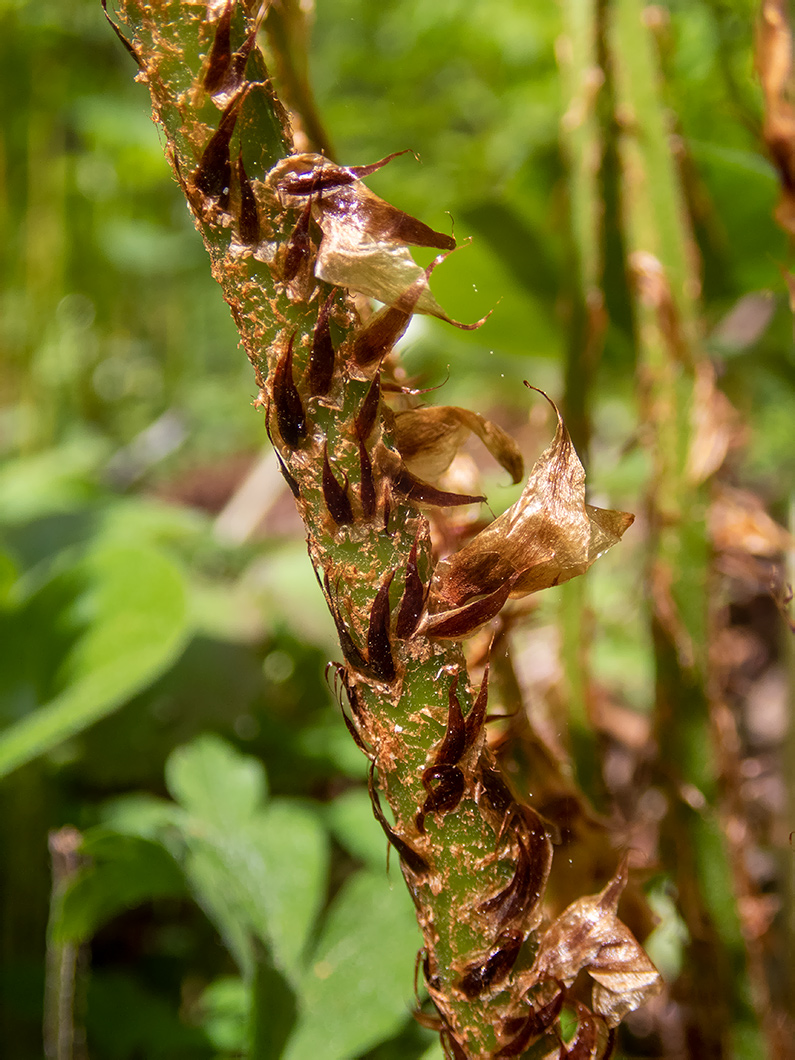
[0,0,792,1057]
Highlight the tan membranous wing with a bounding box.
[433,386,634,608]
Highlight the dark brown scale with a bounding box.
[425,580,512,639]
[442,1031,468,1060]
[322,443,353,525]
[495,990,565,1058]
[395,528,425,639]
[279,150,412,198]
[236,153,260,245]
[417,765,464,832]
[203,0,233,94]
[358,436,376,520]
[435,674,466,766]
[355,369,381,440]
[479,834,534,928]
[561,1008,599,1060]
[193,90,245,203]
[390,466,485,508]
[368,764,429,878]
[480,767,514,817]
[463,663,489,751]
[307,289,336,397]
[366,572,395,683]
[284,196,313,282]
[264,406,300,498]
[101,0,142,67]
[273,333,306,449]
[230,29,255,87]
[352,304,411,368]
[323,574,371,676]
[459,930,523,1000]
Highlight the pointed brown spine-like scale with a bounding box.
[202,0,233,94]
[306,289,336,396]
[459,930,524,1000]
[416,764,465,833]
[193,88,246,203]
[351,303,412,368]
[284,196,313,282]
[395,528,425,639]
[425,579,513,639]
[358,434,376,520]
[367,572,396,683]
[272,332,306,449]
[435,675,466,766]
[355,369,381,441]
[368,764,429,879]
[236,153,260,245]
[463,663,489,752]
[264,413,300,498]
[390,465,485,508]
[322,443,354,525]
[495,991,564,1058]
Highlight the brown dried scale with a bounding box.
[306,289,336,397]
[366,572,396,683]
[272,332,306,449]
[322,443,353,525]
[395,526,426,639]
[235,152,260,245]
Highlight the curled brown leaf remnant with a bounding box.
[267,152,485,324]
[433,386,634,610]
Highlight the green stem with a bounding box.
[608,2,767,1055]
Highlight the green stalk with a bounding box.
[608,2,766,1056]
[557,0,606,806]
[110,4,657,1055]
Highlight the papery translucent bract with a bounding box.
[393,405,523,484]
[433,388,633,608]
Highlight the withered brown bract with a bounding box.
[268,153,485,323]
[522,859,661,1027]
[393,405,524,484]
[433,386,634,608]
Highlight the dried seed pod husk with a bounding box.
[433,388,633,608]
[522,859,661,1027]
[393,405,523,484]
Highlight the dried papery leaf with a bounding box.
[236,153,260,245]
[758,0,795,235]
[394,406,524,484]
[268,153,488,323]
[351,259,441,368]
[433,387,633,607]
[525,860,661,1027]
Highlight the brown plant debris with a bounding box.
[432,386,634,609]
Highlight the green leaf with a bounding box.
[284,870,423,1060]
[166,732,269,830]
[164,738,329,985]
[52,831,186,944]
[0,543,189,779]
